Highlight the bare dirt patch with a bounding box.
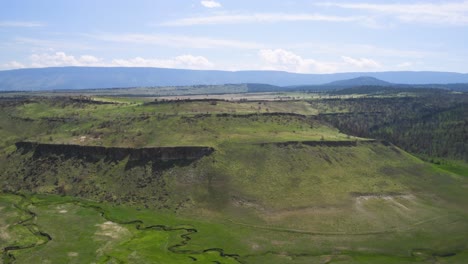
[354,194,415,212]
[0,225,11,240]
[55,205,69,214]
[94,221,132,258]
[95,221,130,240]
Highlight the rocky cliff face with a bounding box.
[2,142,215,209]
[256,140,381,147]
[15,141,214,162]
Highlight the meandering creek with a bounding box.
[1,193,240,264]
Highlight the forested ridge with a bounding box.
[318,92,468,161]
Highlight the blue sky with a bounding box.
[1,0,468,73]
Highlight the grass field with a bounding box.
[1,95,467,263]
[1,194,239,264]
[1,189,467,264]
[3,98,357,148]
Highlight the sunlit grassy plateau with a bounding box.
[0,91,467,263]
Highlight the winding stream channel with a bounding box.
[1,193,241,264]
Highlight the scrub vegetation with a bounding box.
[0,88,467,263]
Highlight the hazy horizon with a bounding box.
[1,65,468,75]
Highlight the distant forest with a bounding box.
[318,93,468,162]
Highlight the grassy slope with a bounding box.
[6,99,350,148]
[436,161,468,177]
[0,97,467,263]
[166,142,468,262]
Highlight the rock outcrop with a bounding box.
[15,141,214,162]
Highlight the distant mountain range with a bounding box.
[1,67,468,91]
[246,76,468,93]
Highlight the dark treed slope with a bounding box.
[289,76,394,92]
[329,86,449,95]
[290,78,468,92]
[318,93,468,161]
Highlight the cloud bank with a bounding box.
[2,52,215,70]
[2,50,384,73]
[258,49,381,73]
[201,1,221,8]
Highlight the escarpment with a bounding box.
[255,139,384,147]
[1,142,215,209]
[15,141,214,162]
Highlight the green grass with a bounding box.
[436,161,468,177]
[3,194,239,264]
[1,97,468,263]
[2,192,467,264]
[6,99,355,148]
[0,194,44,264]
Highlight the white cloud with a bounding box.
[79,55,102,64]
[29,52,104,67]
[174,55,214,68]
[161,13,365,26]
[0,21,44,27]
[317,1,468,26]
[258,49,381,73]
[94,33,262,49]
[4,51,214,70]
[112,55,214,69]
[2,50,381,73]
[258,49,338,73]
[1,61,26,70]
[341,56,381,69]
[201,0,221,8]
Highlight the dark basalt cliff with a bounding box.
[3,142,216,209]
[256,140,380,147]
[15,141,214,162]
